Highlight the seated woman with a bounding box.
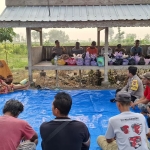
[0,76,13,93]
[5,75,30,91]
[0,60,12,78]
[0,75,30,94]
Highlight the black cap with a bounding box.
[115,91,131,102]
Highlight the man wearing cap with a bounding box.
[97,91,150,150]
[131,72,150,113]
[110,66,143,103]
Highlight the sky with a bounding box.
[0,0,150,41]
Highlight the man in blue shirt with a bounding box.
[130,40,143,56]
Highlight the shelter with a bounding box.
[0,0,150,84]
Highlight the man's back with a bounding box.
[0,115,35,150]
[106,112,149,150]
[40,118,90,150]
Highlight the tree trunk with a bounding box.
[5,41,8,64]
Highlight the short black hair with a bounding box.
[128,66,137,76]
[117,44,121,48]
[3,99,24,117]
[76,42,80,45]
[53,92,72,115]
[91,41,96,46]
[135,40,140,43]
[118,101,131,106]
[55,40,59,44]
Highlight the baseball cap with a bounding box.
[141,72,150,80]
[115,91,131,102]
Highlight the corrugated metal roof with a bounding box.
[0,5,150,22]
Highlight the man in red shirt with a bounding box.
[131,72,150,113]
[0,99,38,150]
[86,41,98,56]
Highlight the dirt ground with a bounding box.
[11,69,118,90]
[12,68,150,90]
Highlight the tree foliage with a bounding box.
[47,30,69,43]
[114,27,125,43]
[31,31,40,43]
[0,28,16,63]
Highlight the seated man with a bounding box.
[71,42,84,55]
[86,41,98,56]
[145,46,150,59]
[110,66,143,102]
[130,40,143,56]
[97,91,150,150]
[40,92,90,150]
[0,99,38,149]
[101,46,112,57]
[131,72,150,113]
[114,44,126,54]
[51,40,66,58]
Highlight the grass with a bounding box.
[0,52,28,69]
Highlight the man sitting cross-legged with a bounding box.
[0,99,38,150]
[110,66,143,103]
[40,92,90,150]
[97,91,150,150]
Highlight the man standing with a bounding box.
[0,99,38,150]
[130,40,143,56]
[97,91,150,150]
[71,42,84,55]
[40,92,90,150]
[131,72,150,113]
[110,66,143,102]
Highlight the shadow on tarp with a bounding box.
[0,89,140,150]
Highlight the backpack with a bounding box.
[138,58,145,65]
[128,58,136,65]
[113,59,123,65]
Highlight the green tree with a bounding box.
[114,27,125,43]
[48,30,69,43]
[0,28,16,63]
[124,34,136,45]
[14,33,20,42]
[109,28,114,41]
[141,34,150,44]
[31,31,39,43]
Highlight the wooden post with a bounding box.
[55,70,59,87]
[79,70,81,87]
[97,28,100,47]
[40,29,43,46]
[26,28,33,82]
[104,27,109,82]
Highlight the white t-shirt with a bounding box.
[105,111,149,150]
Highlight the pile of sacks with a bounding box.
[52,52,104,66]
[108,52,150,66]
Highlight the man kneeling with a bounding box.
[97,91,150,150]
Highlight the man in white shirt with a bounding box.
[97,91,150,150]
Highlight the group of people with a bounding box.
[0,92,90,150]
[51,39,150,59]
[101,66,150,150]
[1,67,150,150]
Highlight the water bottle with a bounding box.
[54,55,58,66]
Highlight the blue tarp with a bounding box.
[0,89,140,150]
